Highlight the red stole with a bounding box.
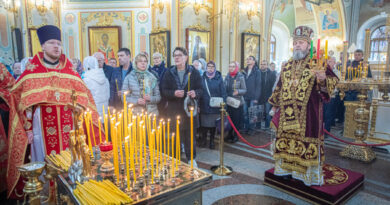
[40,105,73,155]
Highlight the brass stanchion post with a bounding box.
[211,103,232,175]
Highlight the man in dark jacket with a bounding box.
[161,47,203,166]
[339,49,372,124]
[242,56,261,135]
[109,48,133,109]
[257,60,277,130]
[151,52,168,116]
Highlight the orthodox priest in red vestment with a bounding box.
[269,26,338,186]
[0,62,22,195]
[7,25,104,198]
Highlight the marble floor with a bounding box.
[195,128,390,205]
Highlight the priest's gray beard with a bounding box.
[293,48,309,60]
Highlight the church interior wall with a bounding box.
[0,0,387,75]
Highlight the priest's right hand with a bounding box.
[27,131,33,144]
[138,98,146,105]
[174,90,185,98]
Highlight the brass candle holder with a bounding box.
[100,147,114,173]
[17,162,46,205]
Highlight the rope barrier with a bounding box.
[324,129,390,147]
[225,113,390,148]
[226,115,272,148]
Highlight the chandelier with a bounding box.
[31,0,53,16]
[3,0,20,13]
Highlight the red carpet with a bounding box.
[264,164,364,205]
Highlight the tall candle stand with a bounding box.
[338,83,376,162]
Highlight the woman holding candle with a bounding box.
[224,61,246,143]
[161,47,203,167]
[121,53,161,115]
[199,61,227,149]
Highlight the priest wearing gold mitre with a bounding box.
[7,25,104,198]
[269,26,338,186]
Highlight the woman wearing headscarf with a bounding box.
[199,61,226,149]
[198,58,207,75]
[83,56,110,120]
[72,58,84,78]
[192,59,204,76]
[20,57,33,77]
[224,61,246,143]
[122,53,161,115]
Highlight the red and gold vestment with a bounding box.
[269,55,338,185]
[7,52,104,198]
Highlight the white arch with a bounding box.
[356,13,388,50]
[271,20,292,71]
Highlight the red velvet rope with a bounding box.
[226,114,390,148]
[226,115,272,148]
[324,129,390,147]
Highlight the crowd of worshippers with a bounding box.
[4,47,371,154]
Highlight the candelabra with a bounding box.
[31,0,53,16]
[337,30,390,162]
[153,0,166,14]
[3,0,20,13]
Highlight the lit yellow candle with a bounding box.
[156,126,159,172]
[163,121,166,166]
[133,116,138,165]
[143,125,147,168]
[176,117,180,170]
[149,130,154,183]
[325,40,328,60]
[153,115,157,131]
[171,133,175,177]
[159,121,163,168]
[125,136,130,190]
[118,121,124,164]
[103,106,108,142]
[139,122,143,176]
[176,128,180,170]
[88,112,96,146]
[190,107,194,169]
[188,72,191,92]
[123,92,128,139]
[167,119,170,159]
[98,117,102,144]
[129,124,136,184]
[84,113,94,158]
[113,126,119,183]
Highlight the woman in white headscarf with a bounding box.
[20,57,33,78]
[83,56,110,121]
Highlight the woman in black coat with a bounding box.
[161,47,203,166]
[224,61,246,143]
[199,61,226,149]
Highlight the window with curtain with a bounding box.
[370,25,388,62]
[270,34,276,62]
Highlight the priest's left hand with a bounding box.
[187,90,196,98]
[313,70,326,81]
